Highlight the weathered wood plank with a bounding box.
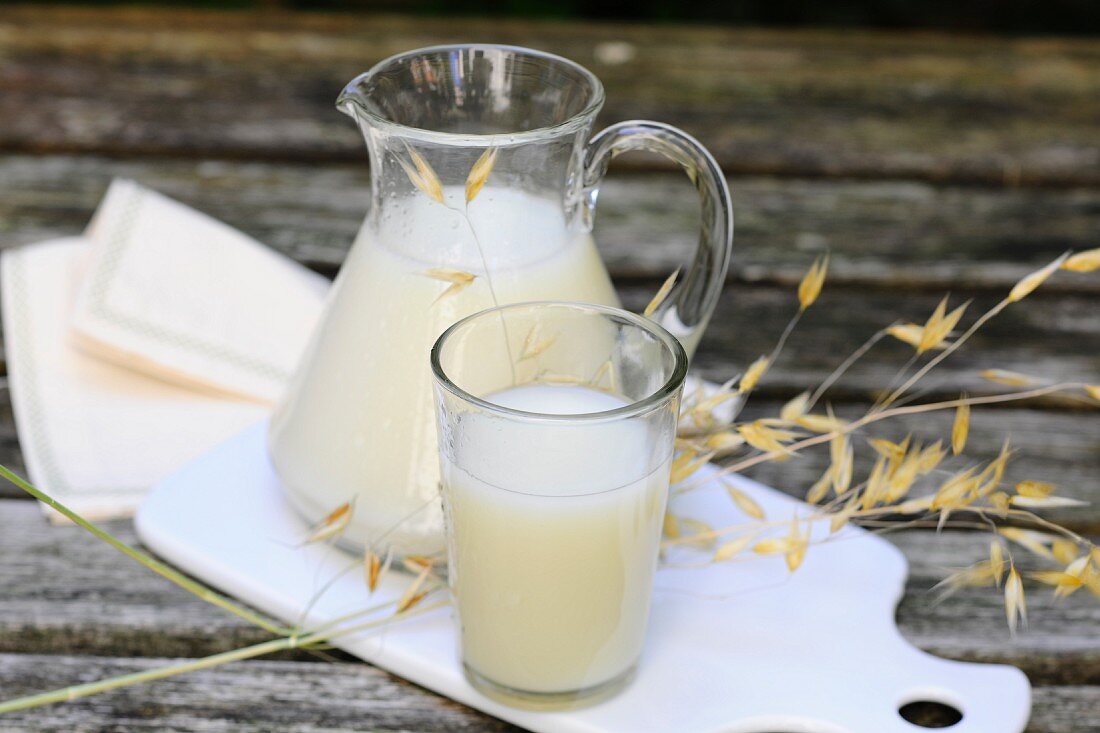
[0,653,521,732]
[0,659,1094,733]
[2,9,1100,185]
[1,499,1096,685]
[3,155,1100,291]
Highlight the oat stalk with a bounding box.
[0,466,287,637]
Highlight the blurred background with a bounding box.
[36,0,1100,34]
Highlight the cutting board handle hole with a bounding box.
[898,700,964,728]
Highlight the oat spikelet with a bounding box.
[738,421,799,457]
[1008,253,1069,303]
[829,497,859,533]
[395,565,433,614]
[988,491,1011,514]
[398,145,445,204]
[784,517,808,572]
[538,371,586,385]
[980,369,1036,387]
[1033,555,1090,598]
[662,512,680,539]
[713,534,753,562]
[753,538,789,555]
[975,441,1010,497]
[1016,480,1055,498]
[739,356,769,393]
[935,562,998,596]
[589,360,618,392]
[780,392,810,422]
[918,297,968,355]
[1052,538,1079,565]
[724,483,765,520]
[670,450,714,484]
[1063,247,1100,273]
[798,254,829,310]
[989,540,1006,586]
[422,268,477,303]
[999,527,1056,560]
[863,455,890,509]
[1005,565,1027,635]
[644,268,680,317]
[1010,494,1086,509]
[951,398,970,455]
[796,413,847,433]
[692,390,739,424]
[705,431,746,455]
[832,441,854,496]
[888,323,949,350]
[465,147,498,203]
[868,437,907,464]
[304,501,353,544]
[806,468,833,505]
[518,324,556,362]
[917,440,946,475]
[365,549,389,593]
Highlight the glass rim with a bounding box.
[337,44,606,146]
[430,301,689,424]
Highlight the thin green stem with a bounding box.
[0,637,297,714]
[766,309,802,373]
[807,327,888,410]
[460,200,517,384]
[871,350,921,413]
[0,599,448,714]
[0,466,288,636]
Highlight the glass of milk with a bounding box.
[431,301,688,708]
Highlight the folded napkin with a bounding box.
[2,181,329,521]
[72,179,329,403]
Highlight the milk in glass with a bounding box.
[268,188,619,555]
[442,384,670,696]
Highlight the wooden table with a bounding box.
[0,6,1098,731]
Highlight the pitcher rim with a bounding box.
[338,44,607,145]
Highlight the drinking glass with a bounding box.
[431,301,688,708]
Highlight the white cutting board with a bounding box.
[135,422,1031,733]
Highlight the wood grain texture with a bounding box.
[0,499,1096,686]
[3,155,1100,291]
[0,654,1092,733]
[0,652,522,732]
[2,8,1100,185]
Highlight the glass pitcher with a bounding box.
[268,44,732,556]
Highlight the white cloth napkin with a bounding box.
[72,179,329,403]
[2,181,329,521]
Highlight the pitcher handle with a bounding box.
[582,120,733,358]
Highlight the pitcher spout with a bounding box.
[336,72,371,121]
